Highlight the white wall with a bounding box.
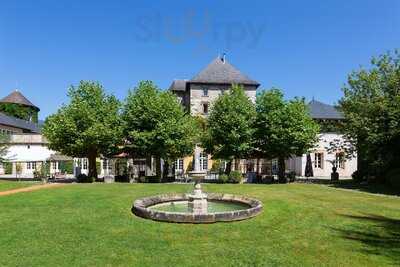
[287,133,357,178]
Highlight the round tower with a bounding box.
[0,90,40,123]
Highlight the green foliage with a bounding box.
[59,161,73,174]
[228,170,243,184]
[255,89,319,179]
[43,81,122,178]
[15,163,22,175]
[4,162,12,174]
[339,50,400,180]
[211,159,225,173]
[145,176,162,183]
[76,174,93,183]
[0,134,9,163]
[218,174,229,183]
[316,119,343,133]
[0,103,38,123]
[122,81,198,175]
[385,169,400,189]
[203,85,256,162]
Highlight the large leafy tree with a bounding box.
[255,89,319,182]
[203,84,256,171]
[0,134,9,163]
[339,50,400,179]
[43,81,122,178]
[122,81,198,178]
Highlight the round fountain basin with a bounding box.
[132,193,263,223]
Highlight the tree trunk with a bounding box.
[88,150,98,178]
[162,160,170,182]
[278,156,286,183]
[256,158,260,175]
[155,157,162,178]
[225,160,232,174]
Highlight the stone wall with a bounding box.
[132,193,263,223]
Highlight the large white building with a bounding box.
[286,100,357,178]
[0,91,111,178]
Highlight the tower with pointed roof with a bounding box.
[0,90,40,123]
[170,55,260,116]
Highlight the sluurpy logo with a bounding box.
[134,9,266,53]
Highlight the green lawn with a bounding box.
[0,180,39,192]
[0,183,399,267]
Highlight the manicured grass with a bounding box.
[0,180,39,192]
[0,183,399,266]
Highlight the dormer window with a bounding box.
[202,88,208,97]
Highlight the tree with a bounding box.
[202,84,256,171]
[43,81,122,178]
[339,50,400,180]
[255,89,319,182]
[122,81,198,178]
[0,134,8,163]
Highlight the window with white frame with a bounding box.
[336,152,345,169]
[76,158,88,170]
[82,159,88,170]
[102,159,112,170]
[52,162,58,170]
[175,159,184,171]
[314,153,323,169]
[27,162,36,170]
[200,153,208,171]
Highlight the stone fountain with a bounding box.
[187,149,208,214]
[132,148,263,223]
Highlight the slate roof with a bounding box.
[169,79,187,91]
[0,112,41,133]
[308,100,344,120]
[0,90,39,110]
[190,56,260,86]
[47,153,73,161]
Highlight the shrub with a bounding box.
[262,175,275,184]
[385,168,400,189]
[146,176,161,183]
[115,175,129,183]
[287,171,296,182]
[59,161,74,174]
[229,171,243,184]
[4,162,12,174]
[352,170,366,182]
[218,174,229,184]
[76,174,94,183]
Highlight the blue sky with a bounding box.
[1,0,399,119]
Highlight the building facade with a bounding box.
[286,100,357,178]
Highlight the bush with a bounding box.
[145,176,161,183]
[115,175,129,183]
[262,175,275,184]
[59,161,74,174]
[287,171,296,182]
[385,168,400,189]
[218,174,229,184]
[4,162,12,174]
[229,171,243,184]
[352,170,369,182]
[76,174,94,183]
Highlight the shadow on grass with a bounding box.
[332,213,400,263]
[329,180,400,196]
[297,178,400,196]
